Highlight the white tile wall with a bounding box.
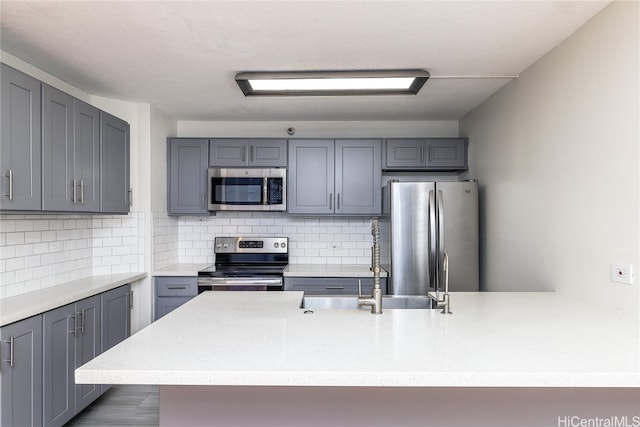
[0,212,144,299]
[151,212,377,266]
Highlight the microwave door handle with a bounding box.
[263,177,268,205]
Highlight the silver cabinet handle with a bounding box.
[78,309,85,334]
[79,180,84,204]
[167,285,187,290]
[129,290,134,309]
[2,336,14,367]
[337,193,340,210]
[420,146,424,162]
[329,193,333,210]
[4,169,13,200]
[70,313,77,335]
[71,179,77,203]
[128,188,133,206]
[325,286,345,290]
[241,146,246,162]
[201,192,206,209]
[250,145,254,162]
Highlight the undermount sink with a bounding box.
[301,295,435,310]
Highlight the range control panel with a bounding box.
[215,237,288,254]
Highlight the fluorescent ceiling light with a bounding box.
[235,70,429,96]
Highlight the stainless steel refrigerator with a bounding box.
[379,180,479,294]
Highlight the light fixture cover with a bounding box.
[235,70,430,96]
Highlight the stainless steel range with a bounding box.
[197,237,288,292]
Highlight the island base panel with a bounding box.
[159,386,639,427]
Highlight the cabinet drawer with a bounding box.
[155,277,198,297]
[155,297,193,320]
[285,277,387,296]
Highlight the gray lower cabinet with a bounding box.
[42,295,101,427]
[288,139,381,216]
[42,85,100,212]
[154,277,198,320]
[284,277,387,295]
[0,63,42,211]
[101,284,132,352]
[100,112,130,213]
[209,138,287,167]
[0,314,43,427]
[384,138,468,171]
[167,138,209,215]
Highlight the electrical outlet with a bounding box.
[328,242,340,249]
[611,264,633,285]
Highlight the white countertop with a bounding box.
[284,264,387,277]
[1,272,147,326]
[152,263,210,277]
[76,291,639,388]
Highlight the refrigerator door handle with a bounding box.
[429,189,437,291]
[437,189,446,290]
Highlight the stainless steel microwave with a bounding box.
[208,168,287,211]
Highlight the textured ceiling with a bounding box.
[0,1,610,121]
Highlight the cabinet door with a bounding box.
[209,138,248,167]
[42,84,75,211]
[425,138,468,170]
[101,284,131,352]
[288,139,335,215]
[0,64,42,211]
[167,138,209,215]
[0,315,43,427]
[74,100,101,212]
[335,139,381,215]
[248,139,287,167]
[100,112,130,213]
[74,295,102,413]
[155,296,193,320]
[43,304,75,427]
[384,139,426,169]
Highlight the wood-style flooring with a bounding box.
[65,385,159,426]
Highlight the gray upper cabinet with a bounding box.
[288,139,334,214]
[288,139,381,216]
[42,85,100,212]
[335,139,381,215]
[210,138,287,167]
[384,138,468,171]
[1,314,43,427]
[0,63,42,211]
[167,138,209,215]
[425,138,468,170]
[100,112,130,213]
[385,139,426,169]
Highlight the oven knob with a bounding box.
[274,242,279,248]
[223,243,229,248]
[281,242,286,248]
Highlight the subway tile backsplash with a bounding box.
[1,210,376,299]
[152,212,377,267]
[0,212,144,299]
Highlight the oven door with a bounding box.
[197,276,284,293]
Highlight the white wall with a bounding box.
[460,1,639,315]
[178,120,458,138]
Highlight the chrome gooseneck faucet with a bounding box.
[358,219,383,314]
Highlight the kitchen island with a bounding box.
[76,291,640,426]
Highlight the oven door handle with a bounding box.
[197,277,283,286]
